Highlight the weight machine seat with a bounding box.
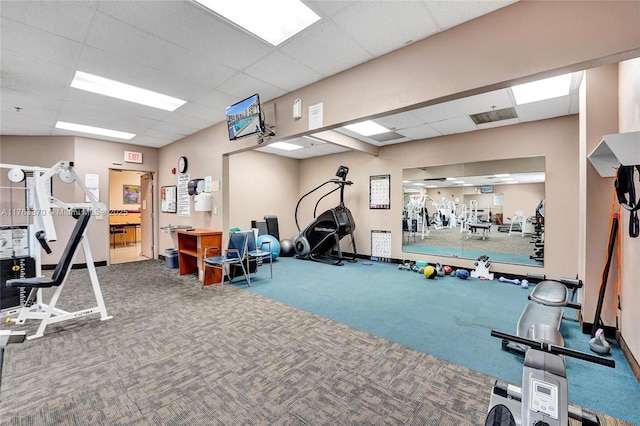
[528,280,569,307]
[516,303,564,346]
[6,209,91,289]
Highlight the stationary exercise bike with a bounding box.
[293,165,357,265]
[486,327,615,426]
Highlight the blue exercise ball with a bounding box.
[257,234,280,260]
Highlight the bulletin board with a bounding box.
[161,185,177,213]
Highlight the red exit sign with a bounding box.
[124,151,143,164]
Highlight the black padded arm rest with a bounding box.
[7,209,92,290]
[6,276,56,288]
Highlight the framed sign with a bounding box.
[369,174,390,209]
[123,185,140,204]
[161,185,177,213]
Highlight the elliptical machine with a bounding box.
[293,165,357,265]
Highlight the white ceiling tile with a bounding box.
[163,111,219,133]
[332,2,440,56]
[429,116,477,135]
[411,101,466,123]
[76,46,235,99]
[515,95,573,122]
[376,111,424,130]
[305,1,355,18]
[0,50,72,99]
[173,101,223,125]
[98,0,272,70]
[453,88,515,115]
[244,51,324,93]
[126,135,172,148]
[1,18,82,67]
[1,88,63,113]
[216,73,286,102]
[1,0,97,42]
[280,20,372,77]
[396,123,441,140]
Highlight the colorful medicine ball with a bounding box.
[443,266,452,275]
[457,269,470,280]
[423,265,436,279]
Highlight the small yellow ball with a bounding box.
[423,265,435,279]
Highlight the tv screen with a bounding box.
[226,93,263,140]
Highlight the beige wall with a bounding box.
[228,150,300,239]
[581,65,621,338]
[618,58,640,362]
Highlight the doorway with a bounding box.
[108,169,154,264]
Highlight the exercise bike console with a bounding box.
[486,330,614,426]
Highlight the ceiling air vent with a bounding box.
[369,131,405,142]
[470,107,518,125]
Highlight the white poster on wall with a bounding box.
[177,173,190,217]
[308,102,323,130]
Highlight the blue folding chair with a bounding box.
[245,231,273,284]
[203,231,249,292]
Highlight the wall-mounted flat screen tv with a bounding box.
[226,93,264,141]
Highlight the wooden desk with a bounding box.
[177,229,222,286]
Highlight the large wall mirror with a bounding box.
[402,156,545,266]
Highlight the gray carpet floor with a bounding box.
[0,260,632,425]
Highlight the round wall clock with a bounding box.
[178,156,188,173]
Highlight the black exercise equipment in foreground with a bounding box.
[293,165,357,265]
[486,329,615,426]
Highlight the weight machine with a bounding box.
[0,161,112,340]
[403,195,430,242]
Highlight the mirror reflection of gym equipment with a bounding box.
[108,169,154,265]
[402,157,545,266]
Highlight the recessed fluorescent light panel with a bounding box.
[269,141,303,151]
[55,121,136,140]
[71,71,186,111]
[512,73,572,105]
[194,0,320,46]
[344,120,390,137]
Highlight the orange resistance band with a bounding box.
[598,187,622,323]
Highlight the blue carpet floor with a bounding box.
[241,256,639,425]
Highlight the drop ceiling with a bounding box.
[0,0,580,160]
